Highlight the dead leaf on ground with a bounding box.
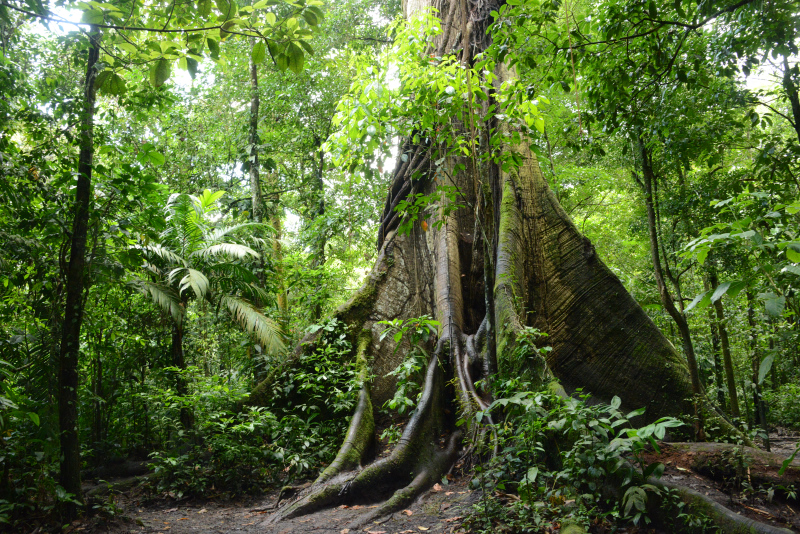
[432,483,443,492]
[340,529,350,534]
[445,516,462,522]
[418,527,429,531]
[164,508,178,513]
[178,517,188,520]
[352,504,363,509]
[366,531,387,534]
[402,509,413,516]
[440,503,452,510]
[445,491,454,496]
[197,508,207,514]
[400,530,414,533]
[338,504,349,509]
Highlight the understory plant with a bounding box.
[465,382,683,532]
[148,320,359,497]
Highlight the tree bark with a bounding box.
[248,45,264,225]
[58,27,101,517]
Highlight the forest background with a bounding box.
[0,0,799,530]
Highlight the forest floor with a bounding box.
[74,430,800,534]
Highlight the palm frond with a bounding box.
[205,262,260,285]
[128,278,184,323]
[169,267,210,300]
[221,295,284,354]
[205,223,272,245]
[164,194,204,254]
[141,244,187,267]
[191,243,260,261]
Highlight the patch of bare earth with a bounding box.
[640,438,800,533]
[87,478,477,534]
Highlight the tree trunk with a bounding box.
[638,136,704,439]
[58,27,101,517]
[746,290,770,451]
[248,45,264,225]
[703,275,726,410]
[310,136,326,322]
[254,0,724,527]
[709,270,740,419]
[171,320,193,430]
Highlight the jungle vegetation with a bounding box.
[0,0,799,531]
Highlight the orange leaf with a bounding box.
[403,509,413,515]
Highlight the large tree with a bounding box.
[251,0,737,528]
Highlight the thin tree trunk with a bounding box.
[171,321,193,430]
[311,137,326,321]
[248,45,263,225]
[782,56,800,145]
[746,290,770,451]
[709,270,740,419]
[58,27,101,516]
[638,136,704,439]
[703,276,726,409]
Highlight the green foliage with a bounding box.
[466,383,683,531]
[377,316,439,415]
[146,365,354,497]
[764,382,800,430]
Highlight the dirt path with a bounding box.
[89,478,478,534]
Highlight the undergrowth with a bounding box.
[463,378,683,533]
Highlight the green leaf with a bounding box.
[147,150,166,166]
[685,291,711,312]
[760,293,785,317]
[787,248,800,263]
[149,58,171,87]
[302,9,318,26]
[758,353,775,384]
[286,42,304,74]
[81,8,104,24]
[252,40,266,64]
[198,0,212,17]
[215,0,237,20]
[207,37,220,59]
[187,57,199,79]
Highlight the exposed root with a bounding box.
[268,350,452,524]
[344,430,462,530]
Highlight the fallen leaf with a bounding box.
[244,522,254,526]
[676,466,689,471]
[403,509,413,516]
[441,503,452,510]
[432,483,443,492]
[400,531,414,533]
[164,508,177,513]
[366,531,386,534]
[351,505,363,510]
[340,529,350,534]
[418,527,429,531]
[338,504,349,509]
[445,491,454,496]
[445,516,462,523]
[197,509,207,514]
[178,517,188,520]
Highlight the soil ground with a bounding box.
[72,431,799,534]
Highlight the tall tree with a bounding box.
[251,1,733,527]
[58,26,100,516]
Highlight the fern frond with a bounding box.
[191,243,260,260]
[221,295,284,354]
[205,223,272,245]
[128,278,184,323]
[141,244,187,267]
[205,263,259,285]
[169,268,210,300]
